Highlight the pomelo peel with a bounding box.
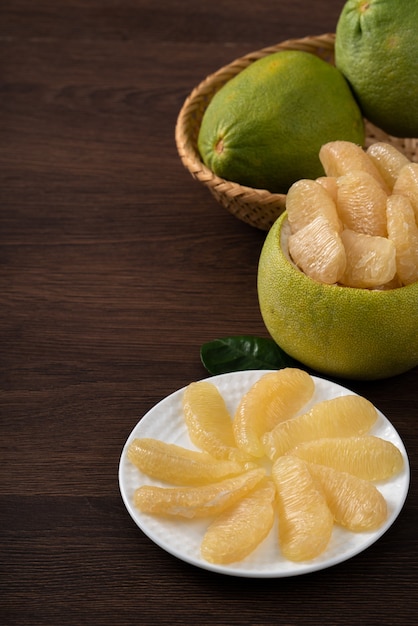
[335,0,418,137]
[198,50,364,193]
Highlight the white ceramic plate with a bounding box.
[118,370,410,578]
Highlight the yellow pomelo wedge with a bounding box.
[340,229,397,289]
[393,163,418,224]
[257,212,418,379]
[316,176,338,203]
[306,462,387,532]
[127,438,247,486]
[319,141,390,193]
[182,381,247,463]
[286,178,342,233]
[232,368,315,458]
[272,456,333,561]
[262,395,377,461]
[336,170,388,236]
[134,467,265,519]
[366,142,410,191]
[288,215,346,284]
[387,194,418,286]
[200,479,276,564]
[287,436,404,481]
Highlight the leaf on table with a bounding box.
[200,335,303,375]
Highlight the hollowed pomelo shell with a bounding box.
[257,212,418,380]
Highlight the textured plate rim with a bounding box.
[118,370,410,578]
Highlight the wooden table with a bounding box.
[1,2,417,624]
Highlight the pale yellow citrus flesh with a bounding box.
[262,395,377,461]
[286,178,342,233]
[232,368,315,458]
[386,194,418,285]
[307,462,388,532]
[272,455,334,561]
[319,141,390,193]
[182,381,246,463]
[200,479,276,564]
[366,143,410,192]
[129,376,404,564]
[134,467,265,519]
[287,141,418,293]
[393,163,418,224]
[287,436,404,481]
[335,170,388,236]
[288,215,347,285]
[127,438,246,486]
[339,229,397,289]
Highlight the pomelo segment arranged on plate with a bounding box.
[122,370,409,569]
[232,368,314,458]
[272,455,334,562]
[134,467,266,519]
[262,394,377,461]
[200,478,276,564]
[306,462,388,532]
[127,438,247,486]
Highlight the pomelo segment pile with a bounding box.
[257,137,418,381]
[287,140,418,289]
[128,370,405,565]
[258,211,418,380]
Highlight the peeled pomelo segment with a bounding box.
[272,455,333,561]
[386,194,418,285]
[319,140,390,193]
[127,438,247,486]
[287,436,404,481]
[316,175,338,203]
[286,178,342,233]
[336,170,388,237]
[232,368,315,458]
[182,381,248,463]
[306,462,387,532]
[366,142,410,191]
[262,394,377,461]
[134,467,266,519]
[288,215,346,285]
[393,163,418,225]
[200,479,276,564]
[339,229,397,289]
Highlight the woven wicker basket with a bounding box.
[175,33,418,231]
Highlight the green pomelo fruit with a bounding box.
[257,212,418,380]
[335,0,418,138]
[198,50,365,194]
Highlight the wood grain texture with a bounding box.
[1,1,417,624]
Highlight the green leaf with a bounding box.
[200,335,303,375]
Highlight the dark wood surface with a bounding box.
[1,2,417,624]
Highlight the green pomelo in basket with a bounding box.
[197,50,365,194]
[257,212,418,380]
[335,0,418,138]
